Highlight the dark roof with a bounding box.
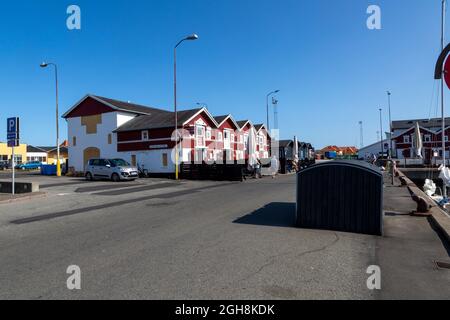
[392,117,450,130]
[214,115,229,124]
[254,124,265,131]
[27,146,48,153]
[115,108,202,132]
[278,140,293,148]
[27,145,69,153]
[237,120,250,128]
[93,95,170,115]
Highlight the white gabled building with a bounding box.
[62,94,168,172]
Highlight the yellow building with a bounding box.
[0,142,27,164]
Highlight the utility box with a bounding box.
[296,160,383,236]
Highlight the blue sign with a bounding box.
[7,117,19,146]
[7,117,19,134]
[7,140,18,147]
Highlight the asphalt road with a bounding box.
[0,174,449,299]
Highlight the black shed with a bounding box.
[296,160,383,236]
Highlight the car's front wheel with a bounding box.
[86,172,93,181]
[111,173,120,182]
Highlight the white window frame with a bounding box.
[424,134,431,142]
[217,132,223,141]
[142,130,149,141]
[206,127,212,140]
[231,133,235,144]
[446,136,449,142]
[403,135,410,143]
[196,125,206,148]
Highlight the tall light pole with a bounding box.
[379,108,384,157]
[387,91,393,159]
[174,34,199,180]
[359,121,364,149]
[40,62,61,177]
[196,102,208,108]
[266,90,280,131]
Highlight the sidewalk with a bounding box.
[0,192,46,205]
[396,170,450,243]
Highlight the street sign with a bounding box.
[7,117,20,147]
[7,117,19,195]
[7,140,18,147]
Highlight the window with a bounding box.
[196,125,206,147]
[72,136,77,147]
[424,135,431,142]
[108,134,112,145]
[206,128,212,140]
[218,132,223,141]
[231,133,235,144]
[162,153,168,167]
[403,135,410,143]
[142,130,149,141]
[446,136,449,142]
[240,135,243,144]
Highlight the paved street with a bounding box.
[0,174,449,299]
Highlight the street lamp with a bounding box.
[174,34,199,180]
[196,102,208,108]
[266,90,280,131]
[379,108,384,157]
[40,62,61,177]
[387,91,393,159]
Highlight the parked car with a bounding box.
[85,158,139,182]
[0,160,9,170]
[15,161,42,170]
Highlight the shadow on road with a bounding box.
[233,202,296,228]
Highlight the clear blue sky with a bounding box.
[0,0,448,149]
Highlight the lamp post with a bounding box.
[40,62,61,177]
[387,91,393,159]
[174,34,199,180]
[196,102,208,108]
[359,121,364,149]
[379,108,384,157]
[266,90,280,131]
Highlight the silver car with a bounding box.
[85,158,139,182]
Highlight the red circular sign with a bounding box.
[445,56,450,89]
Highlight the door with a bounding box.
[83,147,100,170]
[95,159,110,178]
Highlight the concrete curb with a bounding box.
[397,170,450,243]
[0,192,47,205]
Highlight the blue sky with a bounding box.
[0,0,448,148]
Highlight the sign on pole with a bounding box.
[7,117,19,195]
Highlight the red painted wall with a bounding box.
[64,97,115,118]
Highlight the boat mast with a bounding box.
[442,0,447,196]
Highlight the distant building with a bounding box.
[318,146,358,159]
[26,141,69,165]
[62,94,272,173]
[357,140,390,160]
[0,142,27,164]
[391,118,450,164]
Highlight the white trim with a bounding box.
[182,107,220,128]
[215,114,241,131]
